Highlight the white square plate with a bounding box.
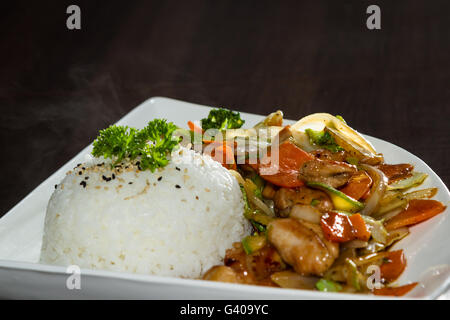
[0,97,448,299]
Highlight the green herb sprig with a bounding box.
[92,119,180,172]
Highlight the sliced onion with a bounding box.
[289,204,322,224]
[352,252,388,267]
[374,187,438,217]
[224,126,283,141]
[254,110,284,129]
[379,207,404,222]
[244,178,275,217]
[360,227,410,255]
[386,227,410,245]
[361,215,388,244]
[270,270,318,290]
[342,240,369,249]
[291,113,377,154]
[359,164,388,216]
[326,127,384,165]
[387,172,428,191]
[361,241,386,255]
[229,170,275,217]
[290,130,316,152]
[229,169,246,185]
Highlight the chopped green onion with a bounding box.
[315,279,342,292]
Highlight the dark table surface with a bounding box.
[0,0,449,216]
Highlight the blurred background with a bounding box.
[0,0,449,216]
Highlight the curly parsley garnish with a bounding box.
[201,108,245,130]
[92,119,180,172]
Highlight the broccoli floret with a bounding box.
[201,108,245,130]
[305,128,344,153]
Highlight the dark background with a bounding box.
[0,0,449,216]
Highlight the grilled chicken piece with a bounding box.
[267,218,339,276]
[273,187,333,215]
[202,266,241,283]
[220,242,283,286]
[299,159,357,188]
[310,149,348,162]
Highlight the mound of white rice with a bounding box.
[40,146,250,278]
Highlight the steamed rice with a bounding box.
[40,147,250,278]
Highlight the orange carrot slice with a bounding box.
[349,213,371,241]
[211,144,236,170]
[187,121,204,134]
[380,250,407,283]
[384,199,446,231]
[373,282,418,296]
[340,171,373,200]
[258,141,314,188]
[320,212,370,242]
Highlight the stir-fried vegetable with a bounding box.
[345,258,363,291]
[315,279,342,292]
[361,227,410,255]
[306,181,364,212]
[201,108,245,130]
[211,143,236,170]
[271,271,318,290]
[291,113,377,153]
[384,199,446,231]
[320,212,371,242]
[187,120,203,134]
[359,164,388,216]
[373,282,418,296]
[230,170,275,217]
[340,171,373,200]
[258,140,314,188]
[326,127,384,165]
[305,128,344,153]
[242,234,267,255]
[379,250,407,282]
[375,187,438,217]
[387,172,428,190]
[254,110,284,129]
[376,163,414,183]
[198,110,446,297]
[360,215,388,244]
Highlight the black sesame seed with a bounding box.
[175,184,181,189]
[85,176,89,180]
[128,182,133,185]
[112,173,116,179]
[78,171,82,175]
[175,167,181,171]
[80,181,87,188]
[77,163,81,167]
[54,184,58,189]
[102,175,111,182]
[157,176,162,181]
[82,167,85,170]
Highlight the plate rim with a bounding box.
[0,96,449,299]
